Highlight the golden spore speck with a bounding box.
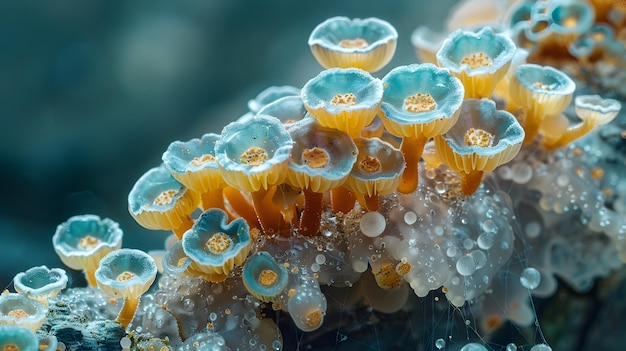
[117,271,136,282]
[258,269,278,287]
[240,146,269,166]
[177,257,187,267]
[225,308,231,314]
[460,52,493,69]
[190,154,216,167]
[205,233,232,254]
[396,261,412,275]
[374,263,402,289]
[288,288,296,298]
[4,345,19,351]
[533,81,552,90]
[591,168,605,180]
[153,189,179,206]
[305,309,323,328]
[562,16,578,27]
[331,93,357,106]
[359,155,381,173]
[302,147,329,168]
[464,128,494,147]
[7,309,28,319]
[404,93,436,113]
[78,235,101,249]
[339,38,369,49]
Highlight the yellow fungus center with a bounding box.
[339,38,369,49]
[561,16,578,28]
[302,147,329,168]
[442,286,449,293]
[533,81,552,90]
[460,52,492,69]
[359,155,381,173]
[7,309,29,319]
[331,93,356,106]
[117,271,136,282]
[240,146,268,166]
[288,288,296,298]
[374,262,402,289]
[590,168,605,180]
[3,345,18,351]
[190,154,216,167]
[258,269,278,287]
[153,189,179,206]
[78,235,101,249]
[206,233,232,254]
[464,128,494,147]
[404,93,436,113]
[305,309,323,328]
[396,261,412,275]
[177,257,187,267]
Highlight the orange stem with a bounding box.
[299,188,324,236]
[173,216,194,240]
[461,170,484,195]
[364,194,380,211]
[251,187,287,237]
[222,187,260,230]
[397,136,427,194]
[331,186,356,214]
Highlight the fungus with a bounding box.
[509,63,576,143]
[0,325,39,351]
[548,0,595,37]
[12,265,68,307]
[544,94,621,148]
[379,63,464,193]
[287,275,327,332]
[242,251,288,302]
[214,114,293,235]
[344,137,405,210]
[0,293,47,332]
[162,241,192,277]
[257,95,308,125]
[52,214,123,287]
[181,208,251,280]
[436,26,516,99]
[286,118,358,235]
[128,165,200,239]
[410,26,447,65]
[434,98,525,194]
[247,85,300,114]
[94,248,158,328]
[162,133,230,213]
[301,67,383,137]
[308,16,397,73]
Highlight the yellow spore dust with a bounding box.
[460,52,492,69]
[331,93,357,106]
[359,155,381,173]
[117,271,136,282]
[374,263,402,289]
[339,38,368,49]
[7,309,28,319]
[302,147,329,168]
[404,93,436,113]
[464,128,494,147]
[153,189,179,206]
[240,146,268,166]
[305,309,323,329]
[205,233,232,254]
[190,154,216,167]
[4,345,18,351]
[396,261,412,275]
[78,235,101,249]
[258,269,278,287]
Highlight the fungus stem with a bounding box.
[299,188,324,236]
[222,187,260,231]
[85,268,98,288]
[397,135,427,194]
[544,120,593,149]
[251,187,288,237]
[116,296,140,328]
[331,186,356,214]
[461,170,484,195]
[522,112,540,144]
[364,194,380,211]
[172,216,194,240]
[200,189,227,214]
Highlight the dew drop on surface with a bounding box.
[524,221,541,239]
[477,233,493,250]
[315,254,326,265]
[435,338,446,349]
[556,174,569,187]
[512,162,533,184]
[520,267,541,289]
[470,250,487,269]
[482,219,497,233]
[447,246,458,257]
[506,343,517,351]
[120,337,132,350]
[404,211,417,225]
[456,255,477,276]
[530,344,552,351]
[360,211,386,237]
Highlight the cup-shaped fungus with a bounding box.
[548,0,595,38]
[13,266,68,307]
[128,165,200,239]
[286,118,358,235]
[301,68,383,137]
[162,133,229,211]
[544,94,621,148]
[434,99,525,195]
[247,85,301,114]
[95,248,157,328]
[509,63,576,143]
[436,27,516,99]
[53,214,123,287]
[411,26,447,65]
[0,325,39,351]
[242,251,288,302]
[379,63,464,194]
[0,293,47,332]
[257,95,308,126]
[162,241,192,277]
[308,16,397,73]
[344,137,405,211]
[182,208,251,281]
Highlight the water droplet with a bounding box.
[520,267,541,289]
[360,211,386,237]
[404,211,417,225]
[530,344,552,351]
[456,255,476,276]
[524,221,541,239]
[315,254,326,265]
[435,338,446,349]
[506,343,517,351]
[477,233,494,250]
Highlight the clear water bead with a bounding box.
[520,267,541,290]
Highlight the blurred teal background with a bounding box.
[0,0,456,286]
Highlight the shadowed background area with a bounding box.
[0,0,456,286]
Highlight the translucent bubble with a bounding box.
[272,340,282,350]
[520,267,541,290]
[524,221,541,239]
[315,254,326,265]
[360,211,386,237]
[506,343,517,351]
[477,233,494,250]
[404,211,417,225]
[311,263,320,272]
[498,165,513,180]
[456,255,477,276]
[435,338,446,349]
[120,337,132,350]
[460,343,489,351]
[209,312,217,321]
[470,250,487,269]
[447,246,458,257]
[530,344,552,351]
[463,238,474,250]
[556,174,569,187]
[482,219,497,233]
[512,163,533,184]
